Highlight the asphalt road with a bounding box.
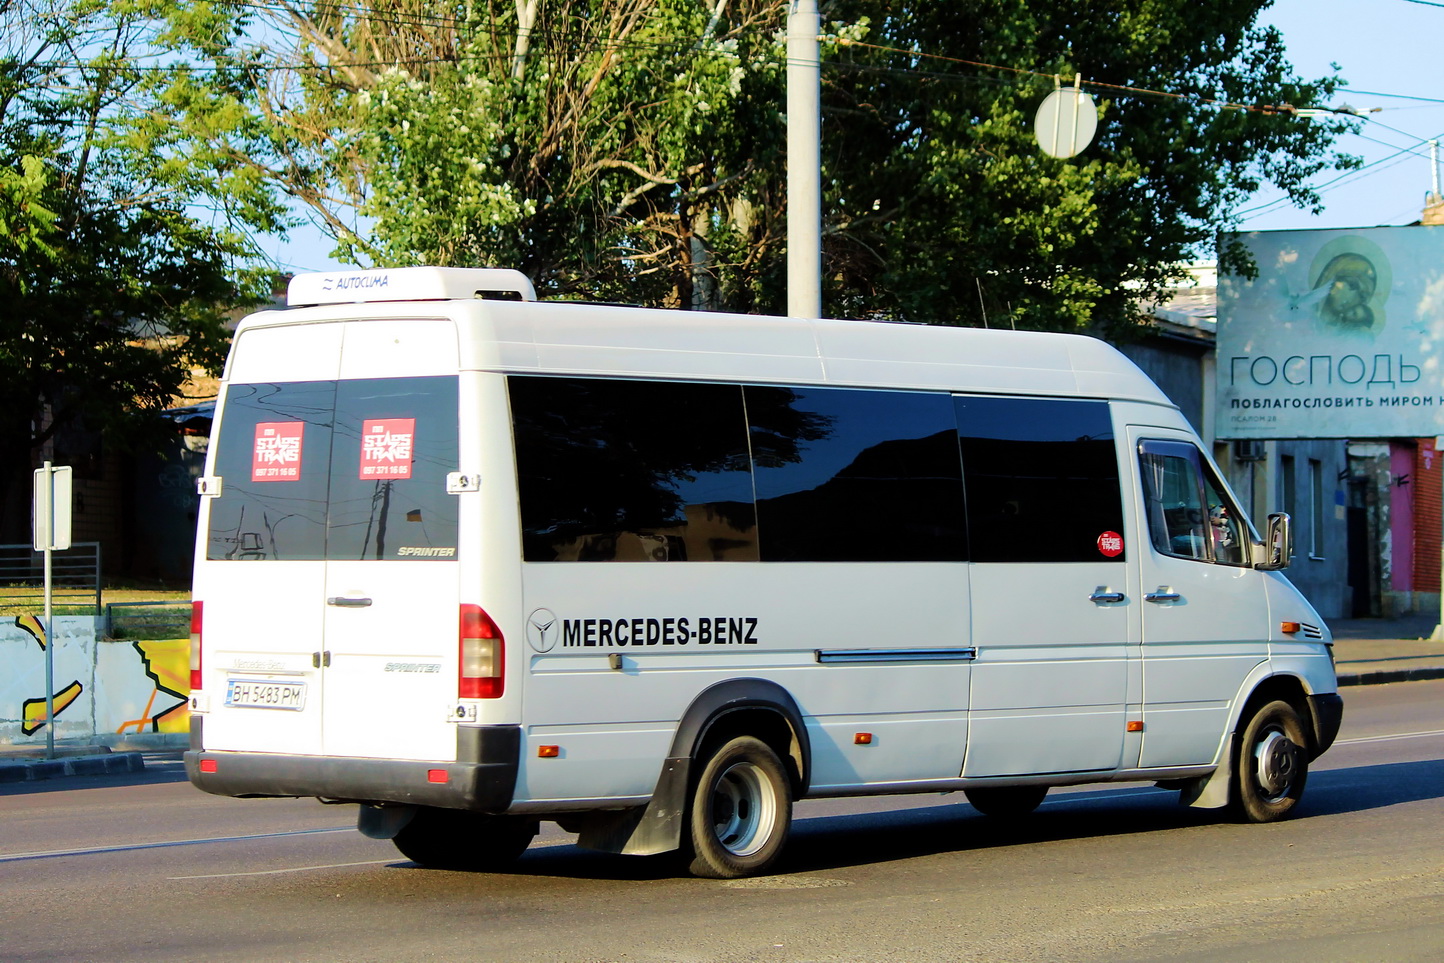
[3,681,1444,963]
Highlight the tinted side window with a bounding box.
[510,377,757,561]
[206,381,336,561]
[747,386,966,562]
[957,396,1124,563]
[326,377,460,561]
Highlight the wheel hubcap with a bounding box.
[710,761,777,857]
[1253,728,1298,799]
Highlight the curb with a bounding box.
[0,752,145,785]
[1337,667,1444,688]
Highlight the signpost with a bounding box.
[32,462,72,758]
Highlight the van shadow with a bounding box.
[446,756,1444,882]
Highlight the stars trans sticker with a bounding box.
[1097,531,1124,558]
[360,418,416,479]
[252,422,304,482]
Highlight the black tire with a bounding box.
[686,735,792,879]
[1231,699,1309,823]
[392,807,537,871]
[964,785,1048,818]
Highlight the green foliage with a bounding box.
[157,1,1350,334]
[822,1,1355,333]
[0,0,283,495]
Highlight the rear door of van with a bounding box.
[196,318,462,762]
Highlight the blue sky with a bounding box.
[270,2,1444,274]
[1244,0,1444,232]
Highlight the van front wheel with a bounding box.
[687,736,792,879]
[392,807,537,871]
[1232,700,1309,823]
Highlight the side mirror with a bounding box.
[1257,512,1292,570]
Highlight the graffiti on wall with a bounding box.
[10,615,85,737]
[117,639,189,734]
[1,616,190,744]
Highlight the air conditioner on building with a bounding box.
[1234,440,1267,462]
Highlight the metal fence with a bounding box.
[0,541,102,614]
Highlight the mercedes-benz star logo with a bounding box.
[526,608,559,652]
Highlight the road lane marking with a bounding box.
[1337,728,1444,746]
[0,827,352,863]
[169,858,395,880]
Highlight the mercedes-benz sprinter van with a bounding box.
[186,267,1342,878]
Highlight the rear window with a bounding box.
[205,376,459,560]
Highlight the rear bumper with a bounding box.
[184,722,520,812]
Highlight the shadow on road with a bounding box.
[399,756,1444,881]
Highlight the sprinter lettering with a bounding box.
[560,616,759,647]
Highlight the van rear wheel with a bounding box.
[964,786,1048,818]
[687,736,792,879]
[392,807,537,871]
[1231,699,1309,823]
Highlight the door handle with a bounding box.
[1089,588,1126,604]
[1145,588,1182,604]
[327,596,372,607]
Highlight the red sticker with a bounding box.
[1097,531,1124,558]
[252,422,304,482]
[360,418,416,479]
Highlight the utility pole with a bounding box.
[786,0,822,319]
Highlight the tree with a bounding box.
[173,0,790,309]
[821,1,1354,332]
[163,1,1351,329]
[0,0,285,538]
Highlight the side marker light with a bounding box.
[1280,621,1302,634]
[1127,721,1144,733]
[538,745,560,758]
[199,759,218,773]
[427,769,450,784]
[854,733,873,745]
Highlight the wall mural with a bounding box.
[1,616,190,744]
[118,639,190,734]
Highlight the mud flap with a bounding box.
[575,757,689,855]
[1173,750,1233,810]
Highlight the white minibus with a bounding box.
[185,267,1342,878]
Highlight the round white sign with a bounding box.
[1034,86,1099,159]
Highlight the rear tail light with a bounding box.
[459,604,504,699]
[190,600,203,691]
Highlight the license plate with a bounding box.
[225,679,307,710]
